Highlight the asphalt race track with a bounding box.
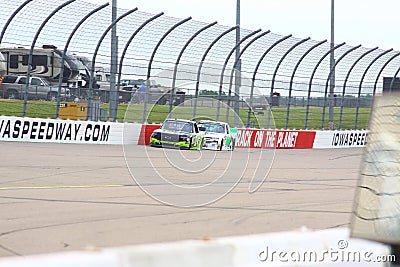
[0,142,364,257]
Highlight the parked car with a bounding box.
[0,75,70,101]
[120,78,145,87]
[149,118,205,150]
[197,120,237,151]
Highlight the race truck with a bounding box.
[149,118,205,150]
[197,120,237,151]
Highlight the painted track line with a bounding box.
[0,184,126,190]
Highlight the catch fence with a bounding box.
[1,0,399,130]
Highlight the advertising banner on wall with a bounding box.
[313,130,369,149]
[235,128,316,149]
[0,116,141,145]
[0,117,369,149]
[138,124,317,149]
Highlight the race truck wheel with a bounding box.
[189,136,203,150]
[200,137,205,150]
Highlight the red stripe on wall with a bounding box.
[137,124,161,145]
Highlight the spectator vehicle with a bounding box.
[0,75,70,101]
[0,45,81,83]
[0,52,5,77]
[150,118,205,150]
[197,120,237,151]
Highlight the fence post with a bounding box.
[286,39,326,129]
[248,34,292,129]
[372,52,400,97]
[170,21,217,119]
[117,12,164,123]
[143,17,192,122]
[225,30,271,123]
[356,48,393,112]
[270,37,310,129]
[321,44,361,130]
[192,26,238,120]
[0,0,33,46]
[56,3,109,119]
[23,0,76,117]
[216,29,261,121]
[88,8,138,121]
[305,42,345,129]
[337,47,378,129]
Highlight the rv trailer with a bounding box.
[0,52,6,77]
[0,45,81,84]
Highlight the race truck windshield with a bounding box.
[198,122,225,133]
[161,120,193,133]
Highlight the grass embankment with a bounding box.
[0,99,370,130]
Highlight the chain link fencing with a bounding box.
[1,0,399,129]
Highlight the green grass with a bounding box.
[120,104,371,130]
[0,99,371,130]
[0,99,57,118]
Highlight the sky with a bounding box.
[83,0,400,51]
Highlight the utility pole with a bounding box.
[233,0,241,127]
[109,0,118,121]
[329,0,335,130]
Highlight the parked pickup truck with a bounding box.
[0,75,70,101]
